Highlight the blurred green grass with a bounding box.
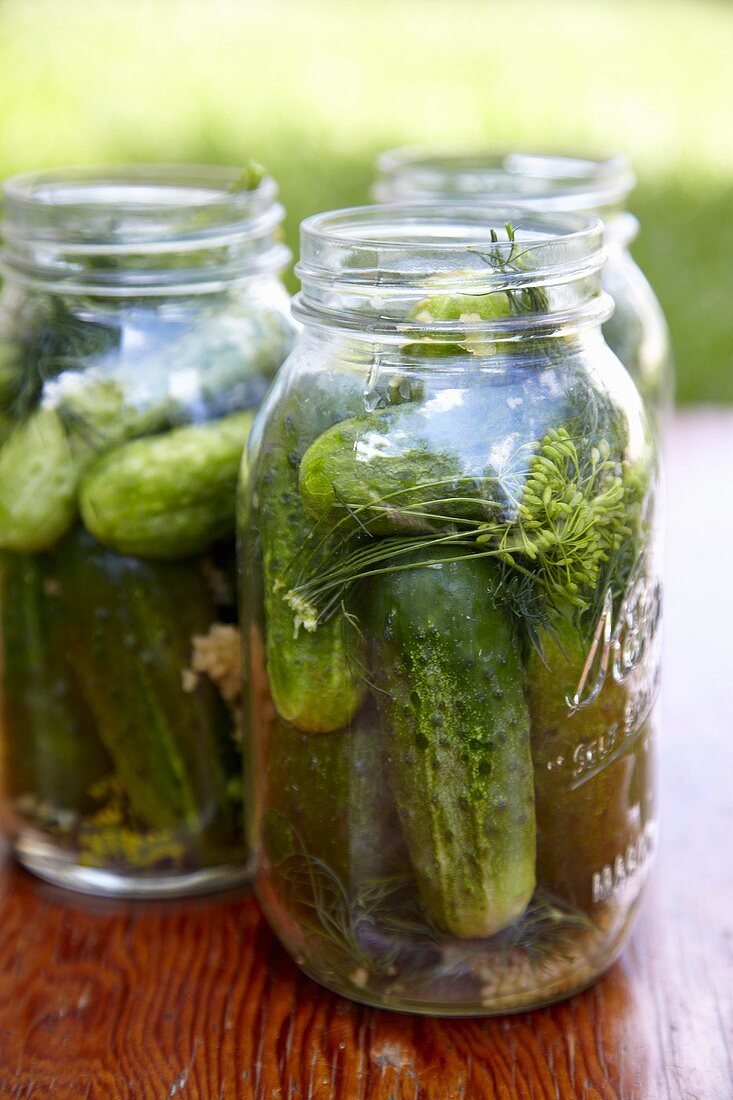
[0,0,731,403]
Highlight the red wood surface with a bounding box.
[0,412,731,1099]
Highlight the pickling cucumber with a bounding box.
[263,704,409,889]
[250,368,374,733]
[0,550,112,811]
[299,368,587,536]
[299,393,504,535]
[0,409,89,552]
[0,294,120,423]
[528,616,656,912]
[57,375,182,450]
[404,288,513,358]
[263,720,351,876]
[54,528,235,835]
[259,702,417,975]
[80,411,253,559]
[366,549,536,939]
[0,340,22,410]
[189,307,295,419]
[412,291,512,324]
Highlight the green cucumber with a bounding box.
[57,376,182,450]
[299,396,503,535]
[0,294,120,423]
[366,549,536,939]
[0,340,22,410]
[80,411,253,560]
[0,413,13,448]
[187,306,295,419]
[259,703,416,973]
[0,551,112,811]
[262,704,409,889]
[404,288,513,358]
[528,617,656,912]
[250,368,374,733]
[54,528,235,835]
[0,409,89,552]
[412,291,513,324]
[53,300,293,437]
[299,369,591,537]
[263,720,351,876]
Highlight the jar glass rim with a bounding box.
[298,203,605,286]
[2,163,279,245]
[302,202,603,244]
[374,147,635,212]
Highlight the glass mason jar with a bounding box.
[374,148,674,430]
[0,164,296,896]
[240,205,662,1014]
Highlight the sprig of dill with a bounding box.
[268,817,597,989]
[470,222,551,318]
[227,160,266,193]
[267,813,437,981]
[280,426,635,644]
[489,889,595,971]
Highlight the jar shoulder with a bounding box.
[251,333,655,466]
[0,278,297,431]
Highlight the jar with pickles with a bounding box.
[374,148,674,429]
[240,205,661,1014]
[0,164,295,895]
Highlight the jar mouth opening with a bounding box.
[298,204,605,281]
[374,147,635,214]
[302,203,603,247]
[2,164,278,244]
[0,164,289,290]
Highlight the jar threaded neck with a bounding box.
[294,204,611,340]
[1,164,290,294]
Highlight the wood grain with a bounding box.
[0,411,731,1100]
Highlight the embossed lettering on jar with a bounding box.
[0,164,296,896]
[374,148,674,430]
[240,204,662,1015]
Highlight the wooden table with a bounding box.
[0,412,731,1099]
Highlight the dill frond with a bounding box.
[279,423,638,646]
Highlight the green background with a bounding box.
[0,0,731,403]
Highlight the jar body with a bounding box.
[0,270,295,896]
[241,327,661,1014]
